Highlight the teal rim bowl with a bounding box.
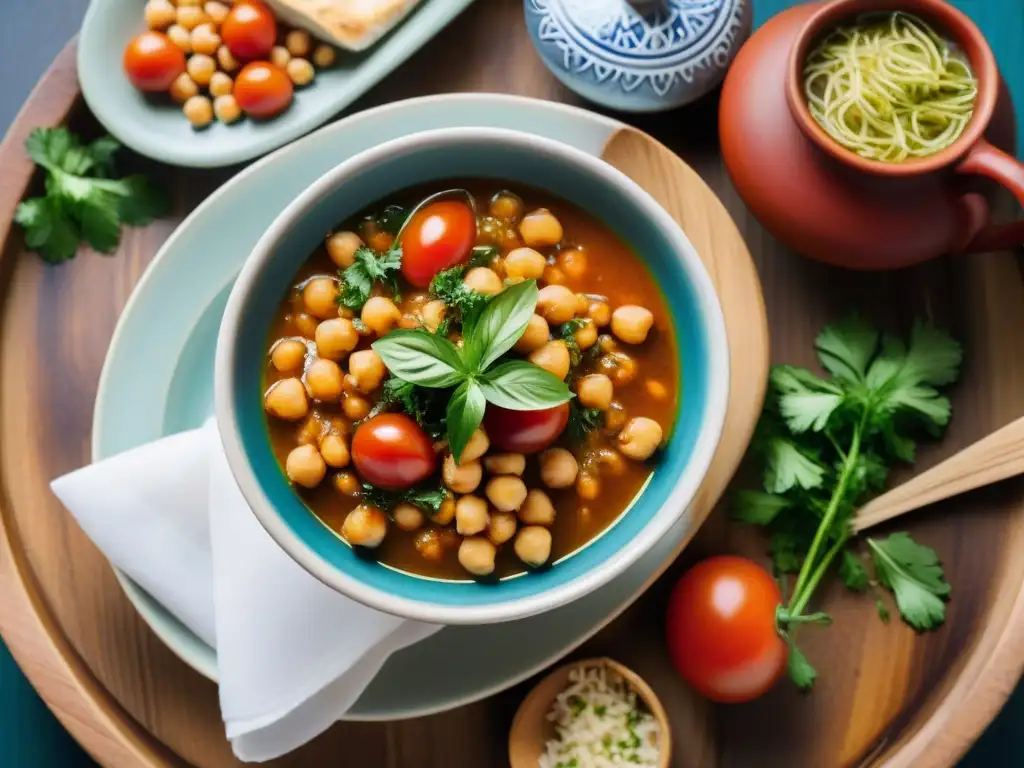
[214,127,729,624]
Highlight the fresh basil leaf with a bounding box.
[372,330,467,387]
[465,280,539,371]
[447,379,486,464]
[479,360,573,410]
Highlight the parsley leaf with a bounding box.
[771,365,845,433]
[16,127,167,263]
[815,316,878,385]
[338,245,403,310]
[361,483,448,515]
[560,318,586,368]
[868,533,950,631]
[786,640,818,691]
[427,245,500,330]
[839,549,869,592]
[567,400,603,444]
[764,438,826,493]
[733,491,791,526]
[369,376,447,439]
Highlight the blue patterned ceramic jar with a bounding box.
[525,0,753,112]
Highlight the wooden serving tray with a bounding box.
[0,3,1022,767]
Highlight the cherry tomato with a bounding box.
[484,403,569,454]
[351,414,437,490]
[234,62,294,119]
[665,556,787,703]
[123,31,186,92]
[399,201,476,288]
[221,1,277,60]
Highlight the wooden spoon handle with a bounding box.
[853,415,1024,532]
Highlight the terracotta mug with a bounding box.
[786,0,1024,259]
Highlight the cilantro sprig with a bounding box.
[338,245,403,311]
[15,127,168,263]
[734,317,961,689]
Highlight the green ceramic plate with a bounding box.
[77,0,476,167]
[93,94,702,720]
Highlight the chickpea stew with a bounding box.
[263,182,678,580]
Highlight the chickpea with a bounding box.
[646,379,669,400]
[393,503,425,532]
[313,44,337,69]
[185,53,216,87]
[519,489,556,526]
[265,378,308,421]
[514,314,550,353]
[611,305,655,344]
[190,23,221,56]
[483,453,526,476]
[459,538,497,576]
[341,504,387,548]
[537,285,577,324]
[295,414,324,446]
[557,248,587,280]
[333,471,361,497]
[176,5,207,30]
[183,95,213,128]
[543,265,566,285]
[575,293,589,315]
[415,529,445,562]
[168,72,199,103]
[539,448,579,488]
[487,512,518,545]
[145,0,177,30]
[204,1,230,24]
[287,58,316,87]
[455,494,490,535]
[217,44,239,72]
[577,472,601,500]
[618,417,664,461]
[366,230,394,252]
[588,300,612,327]
[398,313,421,330]
[421,299,447,332]
[574,318,598,350]
[361,296,401,336]
[208,71,233,97]
[349,349,386,393]
[312,318,356,361]
[504,247,546,280]
[610,354,638,386]
[515,526,553,568]
[490,192,523,219]
[342,393,371,420]
[178,0,201,5]
[285,29,312,57]
[595,448,627,476]
[432,493,456,525]
[519,209,563,248]
[305,358,343,401]
[577,373,613,410]
[213,94,241,124]
[342,374,359,394]
[485,476,528,513]
[167,24,192,53]
[464,267,503,296]
[606,401,628,432]
[598,334,618,354]
[270,45,292,69]
[529,340,571,380]
[303,277,340,319]
[326,231,362,268]
[289,312,316,339]
[319,433,350,468]
[443,454,482,494]
[461,428,490,463]
[285,444,326,488]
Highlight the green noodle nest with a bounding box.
[803,12,978,163]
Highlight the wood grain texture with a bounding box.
[0,1,1021,767]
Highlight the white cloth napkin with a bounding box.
[51,420,441,762]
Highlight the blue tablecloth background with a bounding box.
[0,1,1020,765]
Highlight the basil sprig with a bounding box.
[372,280,573,462]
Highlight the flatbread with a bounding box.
[264,0,423,52]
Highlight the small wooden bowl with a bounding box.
[508,657,671,768]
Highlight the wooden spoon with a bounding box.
[508,657,671,768]
[853,415,1024,532]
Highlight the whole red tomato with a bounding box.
[221,1,277,60]
[400,201,476,288]
[123,31,186,92]
[234,62,294,118]
[665,556,787,703]
[351,414,436,490]
[484,403,569,454]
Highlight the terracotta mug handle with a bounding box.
[956,139,1024,253]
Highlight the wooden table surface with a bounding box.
[1,1,1023,767]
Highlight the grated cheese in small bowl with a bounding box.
[539,664,661,768]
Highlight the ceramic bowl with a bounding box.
[215,126,729,625]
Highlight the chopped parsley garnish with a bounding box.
[360,483,448,515]
[559,318,587,368]
[337,245,403,311]
[427,245,500,330]
[567,400,603,444]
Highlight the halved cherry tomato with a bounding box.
[123,31,186,92]
[399,201,476,288]
[221,1,277,60]
[484,403,569,454]
[665,556,787,703]
[351,414,437,490]
[234,62,294,118]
